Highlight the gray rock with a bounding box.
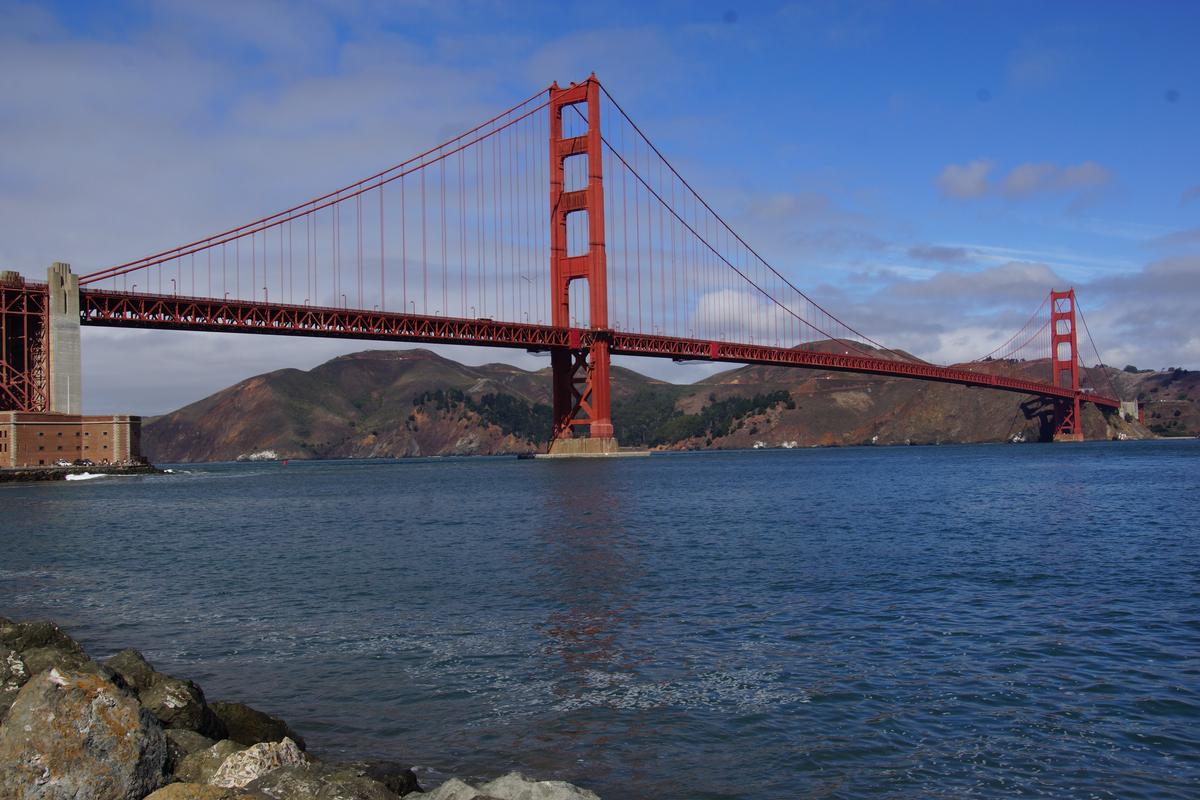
[1,648,31,719]
[78,659,130,689]
[477,773,599,800]
[427,773,600,800]
[106,648,159,693]
[348,760,423,796]
[140,675,228,740]
[0,667,167,800]
[103,648,226,739]
[247,762,398,800]
[144,783,270,799]
[210,737,307,788]
[176,740,247,784]
[479,773,599,800]
[424,778,479,800]
[210,700,306,750]
[166,729,217,774]
[0,619,87,656]
[16,644,90,675]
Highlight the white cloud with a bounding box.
[936,159,994,199]
[1001,160,1111,199]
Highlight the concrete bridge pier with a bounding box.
[47,262,81,415]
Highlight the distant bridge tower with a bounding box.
[0,263,81,415]
[546,75,619,455]
[1050,288,1083,442]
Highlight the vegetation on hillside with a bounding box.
[613,388,795,446]
[413,388,552,442]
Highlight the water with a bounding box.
[2,441,1198,799]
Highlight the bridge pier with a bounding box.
[1052,397,1084,442]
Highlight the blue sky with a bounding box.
[2,1,1198,413]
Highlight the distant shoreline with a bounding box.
[0,463,162,483]
[145,436,1195,467]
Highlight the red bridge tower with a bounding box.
[547,75,619,455]
[1050,288,1084,442]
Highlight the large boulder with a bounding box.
[105,649,159,693]
[0,620,91,677]
[1,648,31,719]
[165,729,217,774]
[175,740,247,784]
[210,701,306,750]
[0,619,87,656]
[145,783,270,799]
[17,645,90,675]
[210,737,307,789]
[104,649,227,740]
[139,675,228,740]
[423,778,479,800]
[247,762,399,800]
[346,760,423,796]
[426,772,599,800]
[0,667,167,800]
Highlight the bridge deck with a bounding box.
[78,289,1119,409]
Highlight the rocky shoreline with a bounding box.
[0,617,600,800]
[0,464,163,483]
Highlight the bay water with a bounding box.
[2,441,1198,798]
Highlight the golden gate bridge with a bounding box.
[0,75,1122,451]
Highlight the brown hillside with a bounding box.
[143,349,662,462]
[144,348,1183,464]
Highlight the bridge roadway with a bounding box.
[78,288,1120,410]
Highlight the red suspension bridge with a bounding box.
[1,75,1122,450]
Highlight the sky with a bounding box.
[2,0,1198,414]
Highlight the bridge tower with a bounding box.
[1050,288,1083,441]
[546,75,619,455]
[0,263,81,415]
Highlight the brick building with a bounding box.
[0,412,142,468]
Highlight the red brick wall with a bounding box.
[0,412,142,467]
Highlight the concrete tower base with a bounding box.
[538,437,650,459]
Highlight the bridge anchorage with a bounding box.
[2,74,1125,450]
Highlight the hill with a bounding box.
[142,349,662,462]
[615,350,1150,449]
[142,347,1173,463]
